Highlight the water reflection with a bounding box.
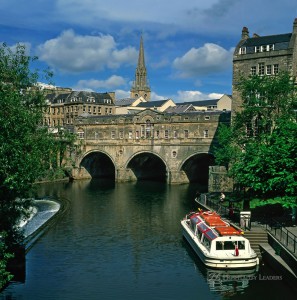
[206,268,258,297]
[1,180,295,300]
[182,239,258,298]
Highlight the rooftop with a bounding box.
[242,33,292,47]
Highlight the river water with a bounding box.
[0,179,295,300]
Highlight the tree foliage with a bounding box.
[0,43,60,287]
[215,72,297,208]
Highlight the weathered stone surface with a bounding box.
[70,109,231,185]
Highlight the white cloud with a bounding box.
[74,75,127,91]
[173,43,233,77]
[37,29,138,73]
[150,92,167,101]
[115,89,130,100]
[176,90,223,102]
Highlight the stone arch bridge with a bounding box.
[70,109,230,187]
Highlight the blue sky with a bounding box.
[1,0,296,102]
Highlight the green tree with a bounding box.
[215,72,297,209]
[0,43,56,288]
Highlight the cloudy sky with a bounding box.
[1,0,296,101]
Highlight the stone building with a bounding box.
[232,18,297,112]
[44,90,115,127]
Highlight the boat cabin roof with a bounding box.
[189,210,243,238]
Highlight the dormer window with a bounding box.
[261,45,267,52]
[255,44,274,53]
[239,47,246,55]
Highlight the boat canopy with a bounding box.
[215,226,242,236]
[188,210,242,237]
[204,229,218,241]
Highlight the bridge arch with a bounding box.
[179,152,215,189]
[80,150,116,179]
[126,151,168,182]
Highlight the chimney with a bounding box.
[241,27,249,40]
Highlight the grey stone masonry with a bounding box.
[232,18,297,113]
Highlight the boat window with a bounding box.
[202,236,211,250]
[216,241,224,250]
[216,241,241,250]
[197,222,209,232]
[190,216,202,230]
[204,230,218,241]
[238,241,245,249]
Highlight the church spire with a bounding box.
[130,34,151,101]
[138,35,145,69]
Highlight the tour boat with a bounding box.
[181,209,259,269]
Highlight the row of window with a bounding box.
[50,106,114,115]
[77,129,210,140]
[250,63,279,75]
[239,44,274,55]
[69,97,112,103]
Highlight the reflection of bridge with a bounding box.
[70,109,231,186]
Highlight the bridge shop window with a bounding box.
[173,130,178,138]
[141,125,145,138]
[203,129,209,138]
[119,130,124,139]
[128,131,132,139]
[155,130,160,139]
[145,120,152,138]
[164,130,169,139]
[111,131,116,139]
[172,150,177,158]
[184,130,189,138]
[135,130,139,139]
[77,128,85,139]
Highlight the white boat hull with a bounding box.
[181,220,259,269]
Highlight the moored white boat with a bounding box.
[181,210,259,269]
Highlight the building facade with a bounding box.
[71,109,231,185]
[232,18,297,112]
[44,90,115,127]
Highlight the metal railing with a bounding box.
[266,223,297,257]
[198,194,297,258]
[196,194,239,220]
